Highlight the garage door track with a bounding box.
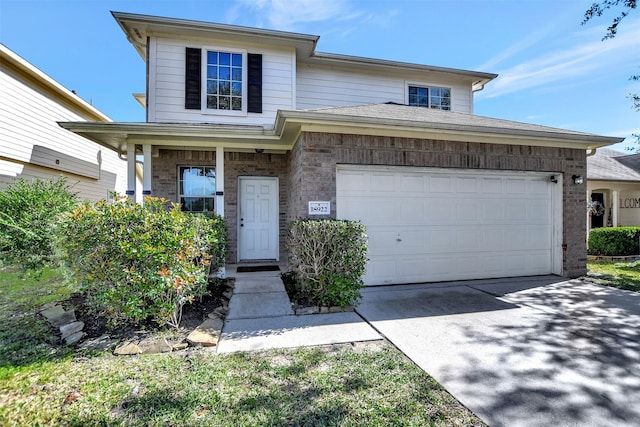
[356,276,640,427]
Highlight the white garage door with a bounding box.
[337,165,562,286]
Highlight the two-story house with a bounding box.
[61,11,622,285]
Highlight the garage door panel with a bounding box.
[337,166,558,285]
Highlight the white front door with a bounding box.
[238,177,279,261]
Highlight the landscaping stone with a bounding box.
[172,342,189,351]
[78,335,118,351]
[140,338,173,354]
[60,321,84,339]
[114,341,143,355]
[64,331,85,346]
[187,317,223,347]
[40,304,76,328]
[296,306,320,315]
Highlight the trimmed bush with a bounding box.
[0,177,78,273]
[286,219,367,308]
[55,196,226,328]
[588,227,640,256]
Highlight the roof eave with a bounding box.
[276,110,622,150]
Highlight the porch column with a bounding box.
[126,144,136,200]
[142,144,152,201]
[216,146,224,217]
[612,190,619,227]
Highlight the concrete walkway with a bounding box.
[216,265,381,354]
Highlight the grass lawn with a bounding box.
[0,266,485,426]
[587,260,640,292]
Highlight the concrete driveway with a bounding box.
[356,276,640,427]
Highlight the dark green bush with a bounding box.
[588,227,640,256]
[0,177,78,273]
[55,196,227,328]
[286,219,367,308]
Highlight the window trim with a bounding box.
[405,82,452,110]
[177,165,217,213]
[201,47,248,116]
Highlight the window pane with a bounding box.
[219,81,230,95]
[232,82,242,96]
[232,53,242,67]
[207,65,217,79]
[231,97,242,110]
[219,66,230,80]
[409,86,418,96]
[207,80,217,95]
[219,52,230,65]
[219,97,230,110]
[207,51,218,65]
[207,95,218,109]
[232,67,242,81]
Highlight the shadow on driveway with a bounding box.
[356,275,640,427]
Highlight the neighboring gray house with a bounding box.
[587,148,640,229]
[61,12,622,285]
[0,44,136,201]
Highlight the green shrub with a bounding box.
[286,219,367,308]
[588,227,640,256]
[0,177,78,273]
[55,196,226,328]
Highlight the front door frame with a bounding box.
[237,176,279,262]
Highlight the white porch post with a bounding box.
[215,146,224,217]
[612,190,619,227]
[126,144,136,200]
[215,146,226,278]
[142,144,152,202]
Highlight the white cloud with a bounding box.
[229,0,357,30]
[481,22,640,99]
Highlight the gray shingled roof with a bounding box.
[587,148,640,182]
[305,103,601,138]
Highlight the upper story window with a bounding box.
[408,85,451,110]
[185,47,262,114]
[206,51,243,111]
[178,166,216,213]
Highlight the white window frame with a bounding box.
[202,47,248,116]
[405,82,452,110]
[178,166,217,213]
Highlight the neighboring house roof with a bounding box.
[60,103,623,154]
[111,11,497,92]
[0,44,111,123]
[587,148,640,182]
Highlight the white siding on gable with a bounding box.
[149,38,296,125]
[296,64,473,113]
[0,61,128,201]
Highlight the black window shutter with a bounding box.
[247,53,262,113]
[185,47,201,110]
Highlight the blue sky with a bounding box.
[1,0,638,151]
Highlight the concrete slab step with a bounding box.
[217,312,382,354]
[225,292,294,320]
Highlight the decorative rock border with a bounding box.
[38,278,234,355]
[587,255,640,262]
[292,305,355,315]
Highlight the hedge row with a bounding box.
[588,227,640,256]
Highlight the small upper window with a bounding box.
[408,86,451,110]
[178,166,216,213]
[206,51,243,111]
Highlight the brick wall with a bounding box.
[287,132,587,278]
[152,149,289,264]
